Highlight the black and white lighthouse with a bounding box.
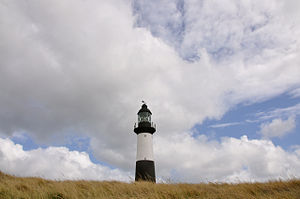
[134,103,156,182]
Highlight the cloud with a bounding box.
[259,117,296,138]
[132,0,185,53]
[210,122,240,128]
[289,88,300,98]
[133,0,300,62]
[155,133,300,183]
[0,0,233,170]
[0,0,300,183]
[133,0,300,104]
[256,103,300,120]
[1,135,300,183]
[0,137,130,181]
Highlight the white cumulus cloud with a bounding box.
[155,133,300,183]
[0,138,130,181]
[1,135,300,183]
[260,117,296,138]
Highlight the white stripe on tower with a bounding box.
[136,132,154,161]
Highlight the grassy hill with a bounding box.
[0,171,300,199]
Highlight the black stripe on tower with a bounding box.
[135,160,156,182]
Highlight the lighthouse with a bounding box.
[134,103,156,182]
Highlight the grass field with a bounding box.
[0,171,300,199]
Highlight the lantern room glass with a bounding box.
[138,112,151,123]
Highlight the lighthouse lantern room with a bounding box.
[134,103,156,182]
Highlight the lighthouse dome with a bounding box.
[138,104,152,114]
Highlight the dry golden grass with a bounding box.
[0,171,300,199]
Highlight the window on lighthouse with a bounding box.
[138,112,151,122]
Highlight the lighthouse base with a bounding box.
[135,160,156,182]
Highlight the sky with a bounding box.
[0,0,300,183]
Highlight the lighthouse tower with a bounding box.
[134,103,156,182]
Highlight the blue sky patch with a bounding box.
[194,93,300,149]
